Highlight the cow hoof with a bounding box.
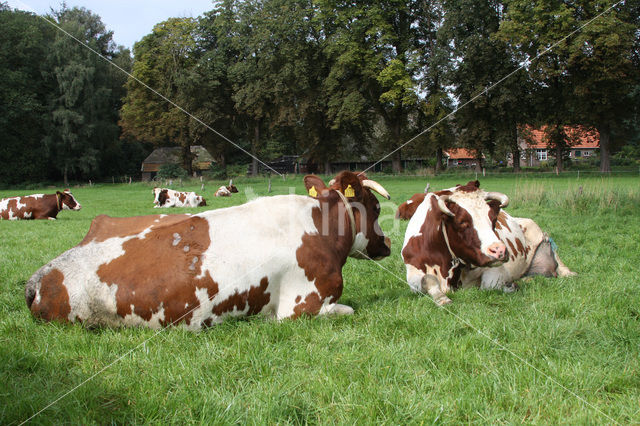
[329,304,354,316]
[558,267,577,277]
[436,296,452,306]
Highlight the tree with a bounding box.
[120,17,199,175]
[44,6,124,185]
[499,0,640,172]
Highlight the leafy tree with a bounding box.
[0,5,54,184]
[120,17,199,175]
[499,0,640,172]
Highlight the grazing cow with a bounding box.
[401,181,575,305]
[26,171,391,329]
[396,193,427,220]
[153,188,206,208]
[0,190,81,220]
[214,180,239,197]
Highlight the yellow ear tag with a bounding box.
[308,186,318,197]
[344,184,355,198]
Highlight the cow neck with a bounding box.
[441,219,466,267]
[333,189,357,253]
[56,193,61,210]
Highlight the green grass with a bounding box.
[1,174,639,424]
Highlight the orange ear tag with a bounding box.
[344,184,355,198]
[308,186,318,197]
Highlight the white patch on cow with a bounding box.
[406,199,413,205]
[173,233,181,246]
[16,197,28,210]
[402,194,431,252]
[23,211,32,219]
[350,232,369,257]
[0,198,10,213]
[122,303,165,329]
[183,245,190,252]
[447,190,503,256]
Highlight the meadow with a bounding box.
[1,173,639,424]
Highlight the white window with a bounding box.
[536,149,547,161]
[583,150,591,157]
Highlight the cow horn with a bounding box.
[362,179,390,200]
[437,194,455,217]
[328,178,336,186]
[485,192,509,208]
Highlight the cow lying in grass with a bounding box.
[0,189,82,220]
[153,188,207,208]
[26,171,391,329]
[214,180,239,197]
[400,181,575,305]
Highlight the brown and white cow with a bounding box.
[401,181,575,305]
[0,190,82,220]
[26,171,391,329]
[396,192,427,220]
[153,188,207,208]
[214,180,239,197]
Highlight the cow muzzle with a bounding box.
[486,242,508,263]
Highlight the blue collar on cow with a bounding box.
[334,189,357,253]
[441,221,466,268]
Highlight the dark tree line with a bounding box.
[1,0,639,184]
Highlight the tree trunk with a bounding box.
[435,148,443,175]
[555,144,563,172]
[511,124,521,173]
[392,121,402,173]
[181,142,193,176]
[597,123,611,173]
[324,160,331,175]
[63,165,68,187]
[251,120,260,177]
[475,154,482,173]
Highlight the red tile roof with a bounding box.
[523,126,599,149]
[445,148,482,159]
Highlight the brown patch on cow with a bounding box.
[178,192,187,203]
[211,277,271,317]
[80,214,191,246]
[30,269,71,322]
[96,215,220,326]
[292,292,323,319]
[497,212,511,232]
[455,181,481,193]
[515,238,527,257]
[505,238,517,261]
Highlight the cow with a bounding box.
[25,171,391,330]
[214,180,239,197]
[0,189,82,220]
[396,193,427,220]
[153,188,206,208]
[401,181,575,305]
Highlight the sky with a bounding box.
[5,0,216,49]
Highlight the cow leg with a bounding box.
[319,303,354,316]
[554,252,577,277]
[407,264,451,305]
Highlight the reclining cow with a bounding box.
[0,189,82,220]
[153,187,207,208]
[26,171,391,329]
[214,180,239,197]
[401,181,575,305]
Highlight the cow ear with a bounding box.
[56,191,62,196]
[304,175,328,198]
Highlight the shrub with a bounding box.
[157,163,187,179]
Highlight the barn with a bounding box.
[141,145,215,181]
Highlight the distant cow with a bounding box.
[153,188,206,208]
[214,180,239,197]
[0,190,82,220]
[396,193,427,220]
[401,181,575,305]
[26,171,391,329]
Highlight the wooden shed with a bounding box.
[141,145,215,181]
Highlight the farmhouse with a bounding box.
[141,145,215,181]
[515,126,600,167]
[444,148,484,168]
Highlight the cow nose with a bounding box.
[487,242,506,260]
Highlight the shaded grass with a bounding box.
[1,174,639,423]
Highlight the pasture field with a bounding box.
[1,173,639,424]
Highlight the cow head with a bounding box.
[152,187,163,205]
[304,171,391,260]
[198,197,207,207]
[57,189,81,211]
[156,189,169,206]
[435,181,509,267]
[227,180,238,193]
